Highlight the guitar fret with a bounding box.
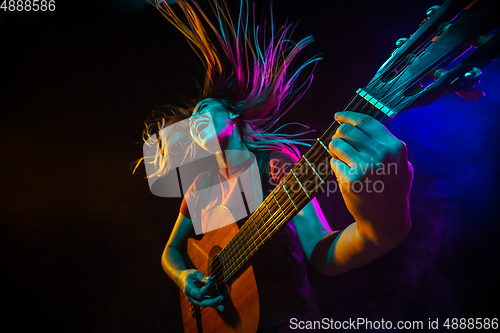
[228,244,238,277]
[238,225,253,254]
[221,255,227,283]
[241,227,254,255]
[303,156,325,184]
[246,224,258,253]
[239,236,246,263]
[264,200,279,229]
[291,169,310,199]
[281,181,298,212]
[233,242,240,269]
[271,191,287,223]
[251,215,264,246]
[316,138,331,155]
[226,242,236,276]
[238,232,248,261]
[256,207,271,240]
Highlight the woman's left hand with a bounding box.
[328,111,413,246]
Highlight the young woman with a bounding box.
[139,0,413,330]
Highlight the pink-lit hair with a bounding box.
[134,0,320,176]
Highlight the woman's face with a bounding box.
[189,98,238,153]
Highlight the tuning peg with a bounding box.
[430,67,484,102]
[395,38,408,47]
[464,67,482,79]
[456,67,484,101]
[426,5,440,17]
[419,5,440,27]
[391,37,408,56]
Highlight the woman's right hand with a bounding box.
[178,269,225,311]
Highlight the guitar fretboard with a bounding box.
[211,93,393,285]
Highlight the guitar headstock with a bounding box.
[358,0,500,123]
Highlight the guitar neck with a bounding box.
[212,93,395,285]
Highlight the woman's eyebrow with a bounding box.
[199,103,208,113]
[196,103,209,116]
[193,102,207,115]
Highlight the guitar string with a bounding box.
[206,113,343,278]
[216,159,329,280]
[212,20,445,277]
[206,118,344,279]
[208,96,365,280]
[213,177,311,280]
[215,97,408,281]
[209,94,384,280]
[219,159,334,280]
[218,95,397,279]
[345,22,440,122]
[369,25,451,110]
[200,22,452,283]
[195,145,333,279]
[207,94,363,279]
[207,149,322,278]
[213,39,455,281]
[211,90,399,281]
[335,39,439,124]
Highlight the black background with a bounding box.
[1,0,499,332]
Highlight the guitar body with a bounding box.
[180,211,298,333]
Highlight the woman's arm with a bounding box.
[161,213,193,286]
[293,200,409,276]
[162,213,225,309]
[293,111,412,276]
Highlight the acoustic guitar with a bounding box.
[179,0,500,331]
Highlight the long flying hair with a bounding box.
[134,0,320,177]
